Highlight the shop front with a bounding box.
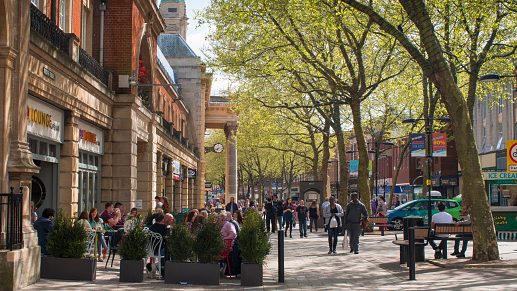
[27,96,64,216]
[482,171,517,235]
[77,120,104,213]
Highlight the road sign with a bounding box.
[507,140,517,172]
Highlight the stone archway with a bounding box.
[135,26,155,111]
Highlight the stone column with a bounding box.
[156,151,163,198]
[59,111,79,216]
[136,123,157,211]
[224,122,238,203]
[181,166,189,209]
[109,99,138,209]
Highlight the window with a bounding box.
[78,152,101,212]
[168,7,178,13]
[59,0,67,31]
[31,0,39,6]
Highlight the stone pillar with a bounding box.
[224,122,238,203]
[181,166,189,209]
[156,151,163,198]
[137,124,157,211]
[109,100,138,209]
[59,111,79,216]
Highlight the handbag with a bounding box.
[329,216,338,228]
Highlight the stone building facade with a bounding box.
[0,0,209,289]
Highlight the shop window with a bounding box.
[48,144,57,157]
[29,138,38,153]
[79,152,100,212]
[38,142,48,156]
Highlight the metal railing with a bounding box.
[79,47,110,86]
[30,4,70,56]
[0,188,23,251]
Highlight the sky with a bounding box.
[185,0,230,95]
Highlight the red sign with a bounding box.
[432,132,447,157]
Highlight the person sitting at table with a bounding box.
[114,202,126,229]
[77,210,92,232]
[33,208,55,256]
[100,202,114,222]
[107,209,122,230]
[428,203,453,259]
[163,213,175,227]
[89,208,107,262]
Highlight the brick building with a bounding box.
[0,1,211,288]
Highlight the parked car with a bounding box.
[387,198,462,230]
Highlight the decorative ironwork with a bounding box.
[0,188,23,251]
[30,4,70,55]
[79,47,110,86]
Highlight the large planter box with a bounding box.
[241,263,263,286]
[120,259,144,282]
[164,261,219,285]
[40,256,96,281]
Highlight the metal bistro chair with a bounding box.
[143,229,164,279]
[86,230,96,257]
[105,229,124,268]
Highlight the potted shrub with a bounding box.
[118,224,148,282]
[238,210,271,286]
[41,210,96,281]
[164,223,195,284]
[165,221,224,285]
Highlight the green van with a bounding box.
[387,198,462,230]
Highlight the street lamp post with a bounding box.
[403,117,450,226]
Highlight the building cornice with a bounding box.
[134,0,167,35]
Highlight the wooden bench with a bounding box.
[427,223,473,259]
[367,216,390,236]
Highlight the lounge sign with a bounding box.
[27,97,63,143]
[78,120,103,154]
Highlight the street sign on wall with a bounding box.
[507,140,517,172]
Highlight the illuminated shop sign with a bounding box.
[78,120,103,154]
[27,96,63,143]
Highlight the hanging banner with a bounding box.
[432,132,447,157]
[410,133,426,157]
[172,160,181,181]
[507,140,517,172]
[349,160,359,177]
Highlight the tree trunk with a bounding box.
[350,98,372,215]
[332,105,350,206]
[400,0,499,261]
[320,121,331,204]
[388,140,410,209]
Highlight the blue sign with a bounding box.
[410,133,426,157]
[349,160,359,177]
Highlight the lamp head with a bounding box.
[479,73,501,82]
[402,118,416,124]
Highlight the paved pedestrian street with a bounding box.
[23,229,517,291]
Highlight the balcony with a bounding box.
[30,4,111,87]
[160,117,197,157]
[79,47,110,86]
[30,4,70,55]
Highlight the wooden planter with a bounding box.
[119,259,144,282]
[241,263,263,286]
[164,261,219,285]
[40,256,96,281]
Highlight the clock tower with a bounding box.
[159,0,188,39]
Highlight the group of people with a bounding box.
[263,196,318,238]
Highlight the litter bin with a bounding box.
[399,216,425,264]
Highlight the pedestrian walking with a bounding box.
[323,196,344,255]
[296,200,309,238]
[309,200,319,232]
[321,198,330,232]
[283,198,295,238]
[264,197,277,233]
[345,192,368,254]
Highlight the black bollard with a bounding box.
[408,227,416,280]
[278,229,284,283]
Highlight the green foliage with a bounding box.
[193,222,224,263]
[166,223,195,262]
[46,210,87,258]
[144,209,154,226]
[238,210,271,265]
[119,224,148,260]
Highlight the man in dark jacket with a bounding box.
[264,197,277,233]
[225,196,239,214]
[345,192,368,254]
[33,208,55,255]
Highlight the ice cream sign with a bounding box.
[79,121,103,154]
